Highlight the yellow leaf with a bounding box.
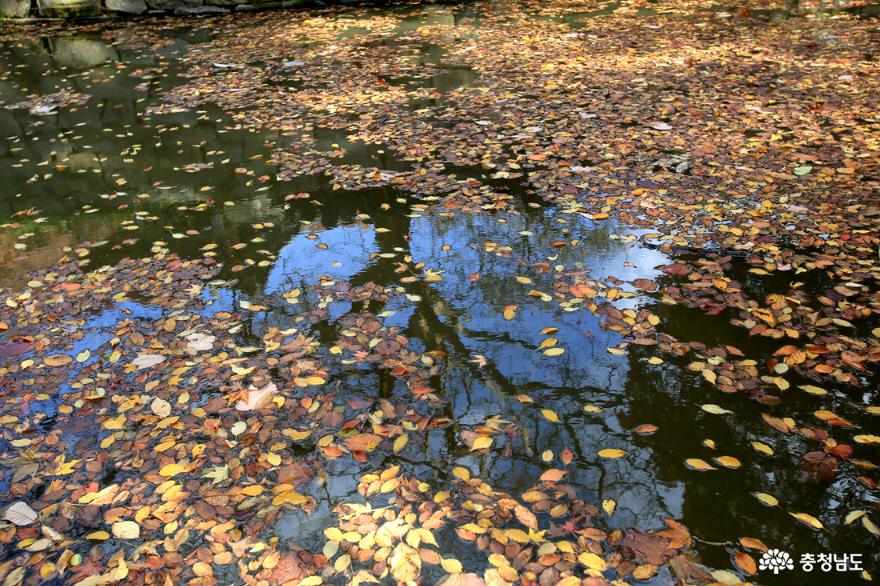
[504,529,530,543]
[685,458,716,471]
[452,467,471,481]
[543,347,565,357]
[540,409,560,423]
[701,404,732,415]
[393,434,408,453]
[241,485,264,496]
[324,527,343,542]
[471,436,493,451]
[578,552,607,571]
[85,531,109,541]
[754,493,779,507]
[751,441,773,456]
[380,477,400,493]
[102,414,126,430]
[441,558,463,574]
[602,499,616,516]
[115,559,129,581]
[53,456,79,476]
[159,463,186,478]
[272,491,308,506]
[713,456,741,469]
[790,512,824,530]
[598,448,626,459]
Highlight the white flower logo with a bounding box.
[759,549,794,574]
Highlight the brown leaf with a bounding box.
[514,504,538,530]
[633,278,658,292]
[344,433,383,452]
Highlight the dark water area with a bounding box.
[0,4,878,585]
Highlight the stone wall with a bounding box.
[1,0,325,18]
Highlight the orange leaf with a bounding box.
[540,468,567,482]
[734,551,757,575]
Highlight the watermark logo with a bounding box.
[757,551,864,575]
[759,549,794,574]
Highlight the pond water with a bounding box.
[0,2,878,585]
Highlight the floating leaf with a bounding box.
[159,463,186,478]
[685,458,715,471]
[540,409,560,423]
[713,456,741,469]
[112,520,140,539]
[2,502,37,526]
[753,493,779,507]
[701,404,732,415]
[798,384,827,396]
[441,558,464,574]
[739,537,768,552]
[540,469,567,482]
[131,353,165,370]
[790,512,824,530]
[734,551,757,575]
[471,436,493,451]
[750,441,773,456]
[150,397,171,418]
[578,552,607,571]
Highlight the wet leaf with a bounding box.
[789,512,824,530]
[685,458,715,471]
[734,551,757,575]
[540,469,567,482]
[578,552,607,571]
[701,404,732,415]
[540,409,560,423]
[471,436,493,451]
[111,521,140,539]
[2,501,38,526]
[753,493,779,507]
[712,456,741,469]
